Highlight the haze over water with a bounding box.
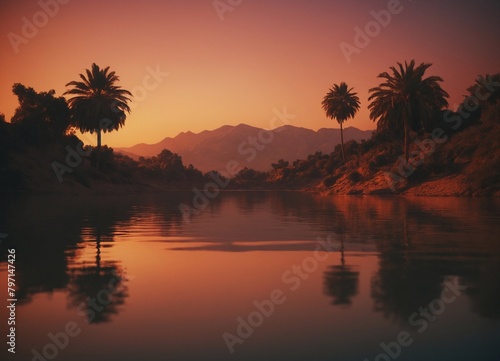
[1,192,499,361]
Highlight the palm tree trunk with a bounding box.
[97,129,102,149]
[404,105,411,162]
[96,129,101,170]
[340,121,345,162]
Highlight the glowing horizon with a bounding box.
[0,0,499,147]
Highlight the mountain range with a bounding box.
[116,124,373,172]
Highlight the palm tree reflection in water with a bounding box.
[67,228,128,324]
[323,235,360,307]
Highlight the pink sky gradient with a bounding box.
[1,0,499,147]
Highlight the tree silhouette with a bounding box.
[368,60,449,161]
[322,82,360,161]
[323,235,360,307]
[64,63,132,150]
[67,261,128,324]
[67,223,127,324]
[467,74,500,105]
[10,83,71,142]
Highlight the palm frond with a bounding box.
[64,64,132,137]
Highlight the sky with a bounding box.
[1,0,499,147]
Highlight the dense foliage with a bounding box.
[0,84,203,193]
[0,64,498,196]
[64,63,132,148]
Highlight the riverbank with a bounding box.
[2,98,498,198]
[317,173,497,197]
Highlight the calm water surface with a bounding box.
[0,192,499,361]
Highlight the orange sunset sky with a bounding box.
[1,0,499,147]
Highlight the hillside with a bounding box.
[2,75,498,197]
[229,100,500,196]
[116,124,373,172]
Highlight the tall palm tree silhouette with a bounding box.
[322,82,360,161]
[67,226,128,324]
[64,63,132,150]
[324,234,360,307]
[368,60,448,161]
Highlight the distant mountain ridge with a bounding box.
[116,124,373,172]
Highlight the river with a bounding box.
[0,192,499,361]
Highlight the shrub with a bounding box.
[323,174,340,187]
[348,171,362,183]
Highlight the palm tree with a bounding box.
[322,82,360,161]
[64,63,132,149]
[467,74,500,105]
[368,60,448,161]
